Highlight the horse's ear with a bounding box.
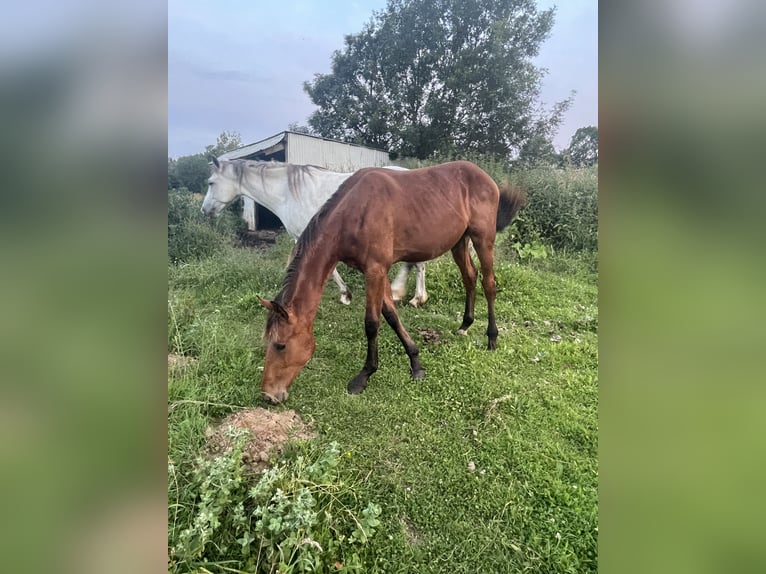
[259,297,289,320]
[210,156,220,169]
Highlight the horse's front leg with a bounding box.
[331,266,352,305]
[382,288,425,380]
[347,269,385,394]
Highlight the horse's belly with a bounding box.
[393,228,466,262]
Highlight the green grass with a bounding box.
[168,232,598,573]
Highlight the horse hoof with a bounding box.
[456,329,468,336]
[262,390,288,404]
[411,368,425,380]
[408,295,428,308]
[347,375,368,394]
[340,294,352,305]
[487,339,497,351]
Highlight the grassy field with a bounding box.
[168,232,598,573]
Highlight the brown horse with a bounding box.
[258,160,525,403]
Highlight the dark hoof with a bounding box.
[487,339,497,351]
[262,390,288,404]
[411,368,426,380]
[347,374,368,395]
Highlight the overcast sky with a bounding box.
[168,0,597,158]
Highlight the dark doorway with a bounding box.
[255,205,282,229]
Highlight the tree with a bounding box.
[168,131,244,193]
[516,104,571,167]
[205,130,243,158]
[518,134,557,167]
[173,154,209,193]
[287,122,313,135]
[168,157,180,189]
[304,0,570,159]
[564,126,598,167]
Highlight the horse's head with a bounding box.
[259,297,316,404]
[201,157,239,217]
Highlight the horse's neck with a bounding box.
[239,166,292,217]
[286,238,340,322]
[240,165,346,237]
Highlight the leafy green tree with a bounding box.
[168,157,180,189]
[287,122,313,135]
[304,0,570,159]
[205,130,243,158]
[564,126,598,167]
[174,154,209,193]
[518,134,557,167]
[169,131,244,193]
[516,108,571,167]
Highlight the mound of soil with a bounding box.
[417,328,441,344]
[205,408,315,472]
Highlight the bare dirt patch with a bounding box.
[402,517,424,546]
[237,230,279,249]
[205,408,315,472]
[417,328,441,344]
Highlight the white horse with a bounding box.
[201,158,428,307]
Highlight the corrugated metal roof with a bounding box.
[218,132,287,160]
[282,131,387,153]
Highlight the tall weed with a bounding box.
[168,189,245,263]
[509,167,598,251]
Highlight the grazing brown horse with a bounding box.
[258,160,525,403]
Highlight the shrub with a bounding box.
[510,166,598,252]
[168,190,246,263]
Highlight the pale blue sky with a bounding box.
[168,0,597,158]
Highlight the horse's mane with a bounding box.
[264,171,362,338]
[225,159,329,201]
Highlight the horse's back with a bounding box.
[332,161,498,264]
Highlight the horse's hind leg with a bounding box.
[391,262,428,307]
[331,266,352,305]
[451,236,478,335]
[409,262,428,308]
[471,235,499,350]
[390,263,410,303]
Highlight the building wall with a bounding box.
[286,134,390,172]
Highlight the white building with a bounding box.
[218,130,392,231]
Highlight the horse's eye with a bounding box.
[273,343,286,351]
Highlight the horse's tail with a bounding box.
[496,181,527,232]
